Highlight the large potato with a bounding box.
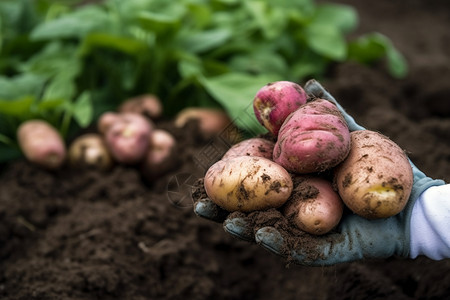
[334,130,414,219]
[204,156,293,212]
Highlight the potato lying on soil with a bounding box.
[175,107,234,138]
[273,99,351,174]
[334,130,414,219]
[284,176,343,235]
[17,119,66,169]
[221,137,275,160]
[119,94,163,120]
[141,129,177,181]
[253,81,308,136]
[98,112,121,134]
[104,113,153,164]
[204,156,293,212]
[68,133,113,171]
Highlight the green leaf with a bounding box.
[314,3,358,34]
[138,11,180,35]
[303,23,347,61]
[201,72,282,135]
[0,73,45,101]
[80,33,148,56]
[176,28,232,54]
[72,91,93,128]
[348,33,408,78]
[0,96,34,116]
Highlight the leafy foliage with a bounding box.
[0,0,408,162]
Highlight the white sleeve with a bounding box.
[410,184,450,260]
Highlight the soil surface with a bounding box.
[1,1,450,299]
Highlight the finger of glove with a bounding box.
[193,198,229,223]
[223,216,255,242]
[304,79,365,132]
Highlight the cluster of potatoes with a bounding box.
[204,81,414,235]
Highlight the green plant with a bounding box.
[0,0,408,163]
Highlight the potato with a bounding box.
[104,113,153,164]
[221,137,274,160]
[97,112,121,134]
[68,133,113,171]
[17,119,66,169]
[273,99,351,174]
[119,94,163,120]
[253,81,308,136]
[141,129,177,181]
[284,176,343,235]
[175,107,233,137]
[204,156,293,212]
[334,130,414,219]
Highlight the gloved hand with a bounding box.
[192,79,445,266]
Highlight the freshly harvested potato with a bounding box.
[334,130,414,219]
[68,133,113,171]
[273,99,351,174]
[17,119,66,169]
[104,113,153,164]
[284,176,343,235]
[97,112,121,134]
[175,107,233,137]
[204,156,293,212]
[221,137,275,160]
[119,94,163,120]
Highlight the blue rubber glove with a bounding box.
[193,79,445,265]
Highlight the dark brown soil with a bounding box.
[2,0,450,299]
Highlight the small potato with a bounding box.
[221,137,274,160]
[253,81,308,136]
[273,99,351,174]
[98,112,121,134]
[204,156,293,212]
[284,176,343,235]
[141,129,177,181]
[104,113,153,164]
[17,119,66,169]
[68,133,113,171]
[119,94,163,120]
[175,108,234,138]
[334,130,414,219]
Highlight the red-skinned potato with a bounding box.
[141,129,177,181]
[284,176,343,235]
[119,94,163,120]
[334,130,414,219]
[273,99,351,174]
[98,112,121,135]
[253,81,308,136]
[221,137,275,160]
[175,108,233,138]
[17,120,66,170]
[104,113,153,164]
[68,133,113,171]
[204,156,293,212]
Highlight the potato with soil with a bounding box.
[119,94,163,120]
[175,107,233,138]
[284,176,343,235]
[221,137,275,160]
[17,119,66,169]
[204,156,293,212]
[273,99,351,174]
[334,130,414,219]
[103,113,153,164]
[68,133,113,171]
[253,81,308,136]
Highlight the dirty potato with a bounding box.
[204,156,293,212]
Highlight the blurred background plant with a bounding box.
[0,0,407,162]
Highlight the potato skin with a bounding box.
[273,99,350,174]
[204,156,293,212]
[334,130,414,219]
[284,176,343,235]
[68,133,113,171]
[119,94,163,120]
[221,137,274,160]
[17,120,66,169]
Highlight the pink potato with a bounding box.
[97,112,121,134]
[104,113,153,164]
[253,81,308,136]
[141,129,177,181]
[273,99,351,174]
[17,120,66,169]
[284,176,344,235]
[221,137,275,160]
[119,94,163,120]
[175,107,234,138]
